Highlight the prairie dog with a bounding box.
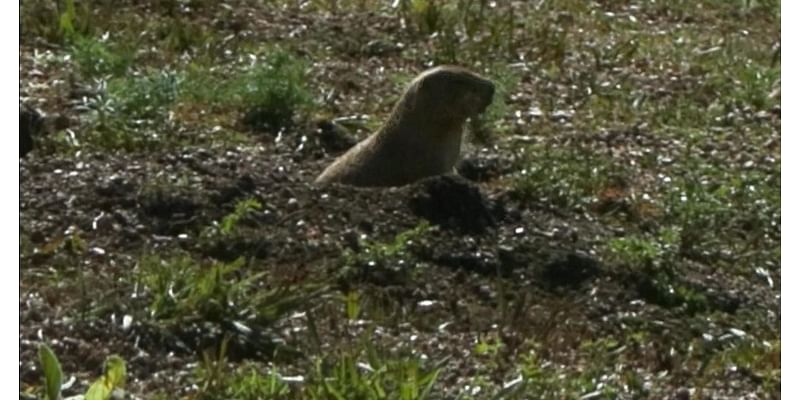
[315,66,495,187]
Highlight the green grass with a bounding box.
[507,0,779,294]
[178,49,313,132]
[512,143,626,210]
[70,35,134,78]
[217,198,263,237]
[108,70,181,120]
[456,335,655,399]
[305,346,440,400]
[231,52,313,133]
[190,344,439,400]
[196,363,292,399]
[21,0,95,43]
[135,253,327,360]
[41,42,312,153]
[137,254,313,323]
[703,338,780,393]
[339,222,431,286]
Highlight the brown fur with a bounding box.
[315,66,495,187]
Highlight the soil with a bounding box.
[20,135,775,397]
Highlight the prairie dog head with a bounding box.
[408,66,495,120]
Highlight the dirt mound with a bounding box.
[407,174,496,234]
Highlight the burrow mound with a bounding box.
[407,174,497,234]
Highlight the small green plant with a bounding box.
[21,0,93,43]
[137,254,326,356]
[38,344,62,400]
[474,334,504,357]
[225,366,291,399]
[70,35,133,78]
[501,347,589,399]
[606,227,679,268]
[605,227,709,313]
[219,198,262,236]
[198,198,265,260]
[340,222,430,285]
[85,355,127,400]
[138,255,252,320]
[471,333,506,379]
[195,341,293,400]
[68,70,180,152]
[344,290,362,320]
[306,344,440,400]
[179,63,230,106]
[82,122,160,152]
[37,344,127,400]
[58,0,77,39]
[504,338,644,399]
[175,49,312,133]
[196,335,232,395]
[233,50,312,133]
[108,70,182,121]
